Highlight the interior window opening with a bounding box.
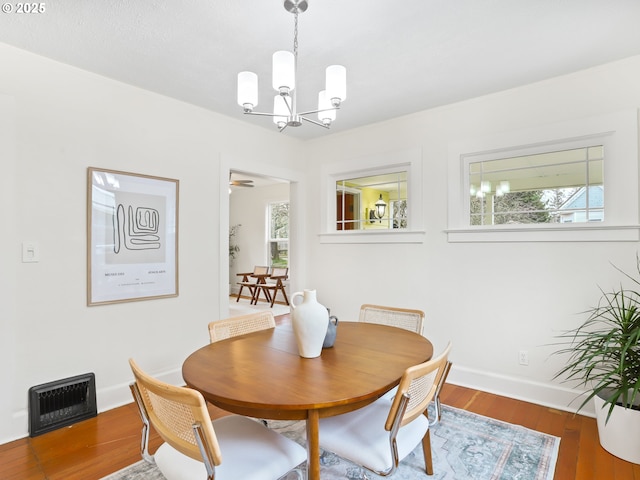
[335,171,408,230]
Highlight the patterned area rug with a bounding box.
[101,404,559,480]
[228,300,290,318]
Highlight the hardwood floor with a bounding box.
[2,314,639,479]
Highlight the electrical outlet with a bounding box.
[22,241,40,263]
[519,350,529,366]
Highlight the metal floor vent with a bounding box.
[28,373,97,437]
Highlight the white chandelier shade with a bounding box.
[273,95,290,128]
[317,90,336,125]
[236,0,346,132]
[272,51,296,93]
[237,71,258,111]
[326,65,347,106]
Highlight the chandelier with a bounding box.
[236,0,347,132]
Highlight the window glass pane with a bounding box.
[469,146,604,225]
[336,187,360,231]
[392,200,408,229]
[269,202,288,267]
[335,171,408,230]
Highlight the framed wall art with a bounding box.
[87,167,179,306]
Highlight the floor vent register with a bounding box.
[28,372,97,437]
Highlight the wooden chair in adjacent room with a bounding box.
[255,267,289,308]
[359,304,452,424]
[128,358,306,480]
[208,311,276,343]
[235,266,269,303]
[318,342,453,478]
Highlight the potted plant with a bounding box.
[229,224,241,266]
[553,257,640,463]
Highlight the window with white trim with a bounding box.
[320,148,424,244]
[469,145,604,226]
[446,110,639,243]
[336,172,407,230]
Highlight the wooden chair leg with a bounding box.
[264,285,272,304]
[236,284,244,302]
[422,427,433,475]
[267,286,289,308]
[280,286,289,306]
[236,274,250,302]
[431,361,452,425]
[250,286,260,305]
[269,288,277,308]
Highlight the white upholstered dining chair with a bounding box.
[128,358,306,480]
[208,311,276,343]
[318,342,453,478]
[359,304,451,423]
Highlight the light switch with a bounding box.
[22,242,40,263]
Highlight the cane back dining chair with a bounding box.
[318,342,453,478]
[358,304,425,334]
[208,311,276,343]
[359,304,452,423]
[255,267,289,308]
[236,266,269,303]
[128,358,306,480]
[208,311,276,427]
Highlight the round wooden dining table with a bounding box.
[182,321,433,480]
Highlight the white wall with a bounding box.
[0,43,305,442]
[0,94,18,442]
[3,40,640,443]
[303,56,640,416]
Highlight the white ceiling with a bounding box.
[3,0,640,140]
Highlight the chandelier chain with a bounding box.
[293,10,299,59]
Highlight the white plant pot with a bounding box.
[594,394,640,464]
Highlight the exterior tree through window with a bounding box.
[269,202,289,267]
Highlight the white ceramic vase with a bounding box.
[290,289,329,358]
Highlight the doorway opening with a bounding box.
[228,170,291,313]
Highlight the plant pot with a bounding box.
[594,393,640,464]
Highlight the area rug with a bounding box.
[228,300,290,318]
[101,404,559,480]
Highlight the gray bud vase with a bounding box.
[323,315,339,348]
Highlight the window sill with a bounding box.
[445,224,640,243]
[319,230,426,244]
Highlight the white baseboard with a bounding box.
[448,364,595,418]
[97,367,184,413]
[2,364,592,445]
[1,410,28,445]
[1,367,185,444]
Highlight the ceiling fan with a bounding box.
[229,173,254,188]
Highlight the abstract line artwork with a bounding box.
[114,204,161,253]
[87,167,179,306]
